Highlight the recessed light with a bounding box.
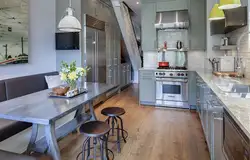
[136,1,139,4]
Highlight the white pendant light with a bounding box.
[58,0,82,32]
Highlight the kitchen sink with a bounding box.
[213,78,250,98]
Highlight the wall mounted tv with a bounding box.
[56,32,80,50]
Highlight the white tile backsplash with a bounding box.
[226,26,250,78]
[157,29,189,48]
[188,51,206,71]
[143,51,158,68]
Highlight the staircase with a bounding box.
[111,0,141,71]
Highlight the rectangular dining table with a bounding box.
[0,82,118,160]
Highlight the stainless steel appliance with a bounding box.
[155,70,189,109]
[83,14,106,83]
[155,10,189,29]
[210,7,247,35]
[83,14,107,105]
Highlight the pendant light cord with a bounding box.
[69,0,72,7]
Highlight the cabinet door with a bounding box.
[189,0,206,50]
[121,65,127,86]
[127,64,131,84]
[224,112,250,160]
[139,71,156,104]
[156,1,188,12]
[141,3,156,51]
[113,66,119,85]
[211,112,224,160]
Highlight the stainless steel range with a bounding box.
[155,70,189,109]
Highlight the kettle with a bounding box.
[176,41,183,49]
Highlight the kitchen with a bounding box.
[139,0,250,159]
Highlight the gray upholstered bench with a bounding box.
[0,72,58,142]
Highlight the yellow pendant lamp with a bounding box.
[219,0,241,10]
[209,4,225,21]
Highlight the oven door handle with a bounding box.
[156,79,188,83]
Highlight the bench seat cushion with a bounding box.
[0,150,37,160]
[5,72,58,100]
[0,119,31,142]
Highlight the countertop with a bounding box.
[197,71,250,138]
[140,67,250,138]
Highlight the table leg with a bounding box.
[45,123,61,160]
[72,105,84,134]
[74,105,84,119]
[89,101,97,121]
[26,124,38,154]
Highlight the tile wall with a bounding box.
[226,26,250,78]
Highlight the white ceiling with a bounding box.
[0,0,28,43]
[122,0,141,23]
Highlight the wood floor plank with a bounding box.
[39,85,210,160]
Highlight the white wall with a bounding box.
[0,0,57,80]
[56,0,82,70]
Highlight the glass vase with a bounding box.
[68,81,77,91]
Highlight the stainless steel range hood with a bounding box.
[210,6,247,35]
[155,10,189,29]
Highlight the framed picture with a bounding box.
[0,0,28,65]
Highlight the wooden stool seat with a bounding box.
[101,107,125,117]
[80,121,110,137]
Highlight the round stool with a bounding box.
[101,107,128,153]
[77,121,114,160]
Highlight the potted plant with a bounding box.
[60,61,88,90]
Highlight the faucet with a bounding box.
[236,31,249,77]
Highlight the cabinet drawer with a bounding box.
[140,70,155,77]
[224,111,250,160]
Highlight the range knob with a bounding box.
[181,73,184,76]
[186,73,188,76]
[170,73,173,76]
[177,73,180,76]
[156,73,158,75]
[162,72,166,75]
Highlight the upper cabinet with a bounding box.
[188,0,206,50]
[141,0,207,51]
[156,1,188,12]
[141,3,156,51]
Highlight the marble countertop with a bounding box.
[197,71,250,138]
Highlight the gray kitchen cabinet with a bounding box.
[156,0,188,12]
[188,0,206,50]
[139,70,156,105]
[224,110,250,160]
[106,23,121,86]
[196,74,224,160]
[188,71,197,109]
[141,3,156,52]
[126,64,131,85]
[120,64,127,87]
[82,0,98,17]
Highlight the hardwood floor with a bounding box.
[47,85,210,160]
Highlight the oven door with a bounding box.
[156,79,188,102]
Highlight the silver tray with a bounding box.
[49,88,88,98]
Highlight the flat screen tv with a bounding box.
[56,32,80,50]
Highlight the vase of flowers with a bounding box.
[60,61,88,90]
